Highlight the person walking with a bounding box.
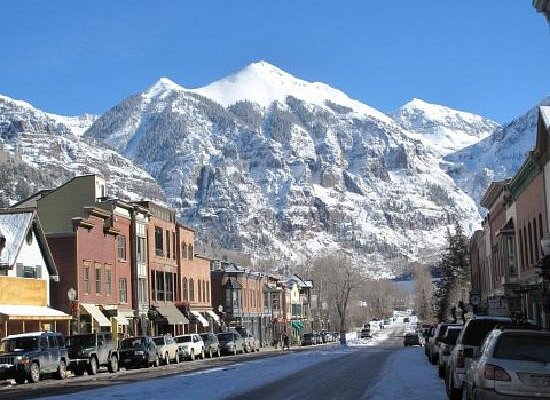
[283,333,290,350]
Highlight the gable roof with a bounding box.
[0,208,58,279]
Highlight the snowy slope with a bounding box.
[445,96,550,205]
[0,94,165,205]
[85,62,482,277]
[391,98,499,156]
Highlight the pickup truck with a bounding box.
[152,334,180,365]
[173,334,204,361]
[67,332,119,375]
[0,331,69,384]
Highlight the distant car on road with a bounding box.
[403,333,420,346]
[173,334,204,361]
[152,334,180,365]
[301,333,316,346]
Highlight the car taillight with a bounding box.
[484,364,511,382]
[457,350,465,368]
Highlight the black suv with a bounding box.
[0,332,69,384]
[118,336,159,369]
[67,332,119,375]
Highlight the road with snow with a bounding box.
[1,318,446,400]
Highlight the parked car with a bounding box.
[152,334,180,365]
[360,324,371,339]
[462,329,550,400]
[445,317,512,400]
[118,336,159,369]
[403,333,421,346]
[0,332,68,384]
[217,332,244,356]
[424,326,435,356]
[429,322,462,365]
[67,332,119,375]
[301,333,316,346]
[173,334,204,361]
[200,333,221,358]
[437,326,462,378]
[242,332,260,352]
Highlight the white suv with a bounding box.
[173,334,204,361]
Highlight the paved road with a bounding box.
[232,327,405,400]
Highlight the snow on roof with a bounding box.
[541,106,550,129]
[0,210,33,267]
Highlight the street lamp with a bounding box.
[67,288,78,335]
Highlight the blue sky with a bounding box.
[1,1,548,122]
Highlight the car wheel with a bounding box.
[190,349,195,361]
[233,347,237,356]
[108,355,119,373]
[14,374,26,384]
[175,352,181,364]
[154,354,160,368]
[28,363,40,383]
[447,374,461,400]
[438,365,445,378]
[201,349,205,359]
[87,356,98,375]
[217,349,221,357]
[208,348,213,358]
[164,353,169,365]
[57,359,67,380]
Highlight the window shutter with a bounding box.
[16,263,24,277]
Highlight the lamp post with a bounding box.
[218,304,225,332]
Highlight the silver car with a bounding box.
[462,329,550,400]
[438,326,462,378]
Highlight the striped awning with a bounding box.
[80,303,111,327]
[190,310,209,327]
[157,303,189,325]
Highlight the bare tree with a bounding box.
[412,262,434,322]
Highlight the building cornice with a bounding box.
[508,152,542,200]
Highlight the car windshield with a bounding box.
[444,328,461,345]
[303,334,313,338]
[174,336,191,343]
[0,336,39,353]
[120,337,146,349]
[494,334,550,363]
[200,334,210,341]
[153,337,166,345]
[462,320,509,346]
[217,333,234,342]
[68,334,96,347]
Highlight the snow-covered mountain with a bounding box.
[85,62,483,277]
[445,97,550,205]
[391,98,499,156]
[0,94,165,206]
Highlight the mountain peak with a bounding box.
[192,61,390,122]
[144,77,185,101]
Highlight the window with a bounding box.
[172,232,176,260]
[117,235,127,261]
[95,263,102,295]
[166,230,171,259]
[534,218,539,261]
[528,222,533,266]
[137,237,147,263]
[138,278,148,304]
[198,279,202,303]
[189,245,194,261]
[151,271,156,301]
[182,278,188,301]
[156,271,165,301]
[206,281,210,302]
[105,266,112,296]
[83,262,90,294]
[155,227,163,256]
[203,281,206,302]
[166,273,174,302]
[182,243,188,259]
[119,278,127,303]
[189,279,195,302]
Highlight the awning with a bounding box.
[80,303,111,327]
[118,310,135,319]
[157,303,189,325]
[291,320,304,329]
[0,304,70,321]
[205,310,220,323]
[114,315,129,326]
[190,310,209,327]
